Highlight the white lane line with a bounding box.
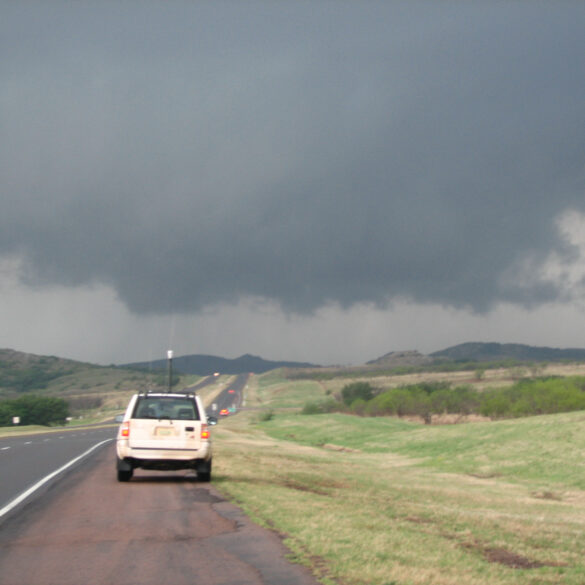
[1,447,10,451]
[0,438,113,520]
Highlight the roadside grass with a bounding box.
[0,420,119,437]
[254,371,325,409]
[212,373,585,585]
[0,424,72,437]
[261,411,585,489]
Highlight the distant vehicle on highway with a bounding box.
[116,392,216,482]
[219,409,229,416]
[228,389,235,394]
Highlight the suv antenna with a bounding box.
[167,350,173,393]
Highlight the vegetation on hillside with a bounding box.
[0,349,189,425]
[287,358,551,381]
[0,395,70,426]
[0,352,78,394]
[303,376,585,422]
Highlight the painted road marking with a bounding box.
[0,439,113,520]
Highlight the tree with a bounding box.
[0,396,70,427]
[341,382,375,406]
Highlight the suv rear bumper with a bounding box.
[117,456,210,472]
[117,440,212,467]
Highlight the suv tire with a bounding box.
[117,457,133,482]
[117,468,133,482]
[197,459,212,482]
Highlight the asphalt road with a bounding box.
[0,426,116,519]
[0,375,319,585]
[207,373,248,417]
[0,374,247,518]
[187,374,220,392]
[0,444,320,585]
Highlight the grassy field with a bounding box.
[3,362,585,583]
[212,371,585,585]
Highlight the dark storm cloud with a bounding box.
[2,2,585,315]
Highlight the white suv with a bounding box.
[116,392,215,482]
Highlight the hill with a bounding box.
[430,342,585,363]
[0,348,94,395]
[366,350,432,368]
[124,353,319,376]
[4,341,585,404]
[0,348,170,415]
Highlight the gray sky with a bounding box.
[2,1,585,365]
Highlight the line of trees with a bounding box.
[0,395,70,427]
[302,377,585,422]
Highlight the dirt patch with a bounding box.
[283,479,331,496]
[282,475,349,496]
[482,547,546,569]
[321,443,360,453]
[467,472,502,479]
[431,413,492,425]
[531,490,563,501]
[461,541,564,570]
[399,414,492,425]
[405,515,434,525]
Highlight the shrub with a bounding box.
[350,398,367,416]
[0,395,70,426]
[258,409,275,422]
[365,387,430,418]
[430,386,479,415]
[302,399,339,415]
[341,382,375,406]
[479,376,585,419]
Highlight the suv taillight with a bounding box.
[121,421,130,437]
[201,424,210,440]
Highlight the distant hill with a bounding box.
[366,350,432,368]
[123,353,319,376]
[0,348,91,395]
[430,342,585,363]
[0,348,158,401]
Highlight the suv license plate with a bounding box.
[155,427,174,437]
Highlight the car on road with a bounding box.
[219,408,229,416]
[116,392,216,482]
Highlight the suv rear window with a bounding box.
[132,395,200,420]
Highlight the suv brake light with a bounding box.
[201,424,210,440]
[121,421,130,437]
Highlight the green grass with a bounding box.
[259,411,585,489]
[255,372,325,408]
[211,372,585,585]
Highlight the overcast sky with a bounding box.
[2,2,585,366]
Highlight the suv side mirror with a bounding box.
[207,416,218,426]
